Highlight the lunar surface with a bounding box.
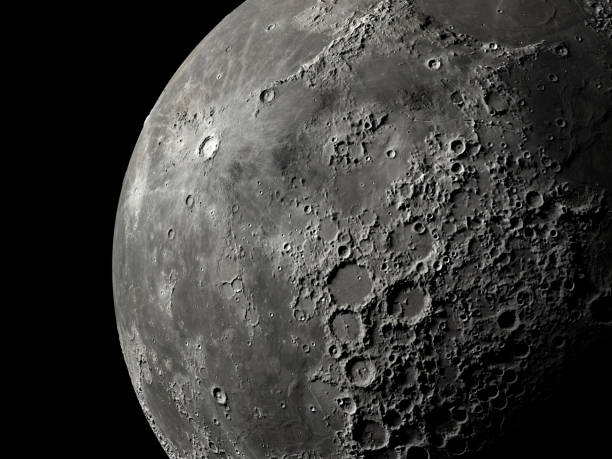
[113,1,612,457]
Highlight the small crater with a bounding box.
[329,344,341,358]
[497,309,517,330]
[320,220,338,241]
[338,245,351,259]
[360,209,377,226]
[297,296,316,316]
[412,221,427,235]
[338,396,357,415]
[231,278,243,293]
[293,309,306,321]
[513,340,530,358]
[551,335,566,348]
[449,138,466,155]
[485,90,508,115]
[260,88,276,103]
[386,149,397,159]
[199,135,219,160]
[221,283,235,298]
[526,190,544,208]
[447,437,467,455]
[427,58,441,70]
[451,407,468,423]
[450,91,464,107]
[212,386,227,405]
[450,162,464,174]
[383,409,402,428]
[347,357,376,387]
[337,231,351,245]
[516,289,533,307]
[553,43,569,57]
[359,238,374,255]
[502,368,518,383]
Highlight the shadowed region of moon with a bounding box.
[417,0,583,46]
[113,0,612,457]
[354,419,389,450]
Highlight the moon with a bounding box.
[113,1,612,457]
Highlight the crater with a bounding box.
[383,409,402,428]
[330,310,363,343]
[347,357,376,387]
[260,88,276,103]
[498,309,518,330]
[212,386,227,405]
[387,285,428,321]
[526,190,544,208]
[353,419,388,450]
[484,90,509,115]
[449,138,466,155]
[328,263,372,306]
[198,135,219,160]
[338,396,357,415]
[390,223,433,261]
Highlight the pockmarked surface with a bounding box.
[113,1,612,457]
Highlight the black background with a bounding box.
[51,2,611,457]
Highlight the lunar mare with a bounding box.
[113,1,612,458]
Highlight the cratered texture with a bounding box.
[113,1,612,458]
